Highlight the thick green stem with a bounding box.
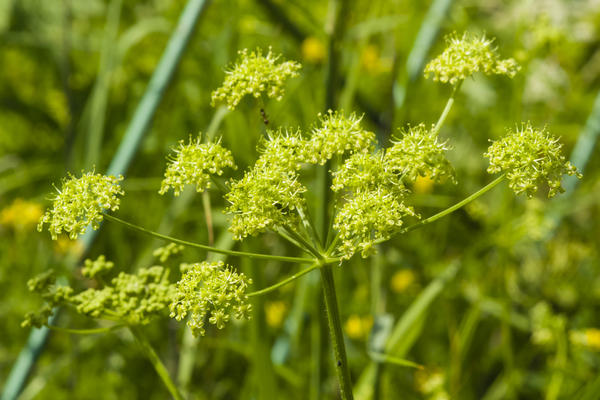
[248,263,320,297]
[101,213,313,264]
[320,265,354,400]
[130,326,184,400]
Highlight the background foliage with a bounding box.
[1,0,599,399]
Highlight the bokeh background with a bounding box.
[1,0,600,399]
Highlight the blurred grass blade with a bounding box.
[576,375,600,400]
[386,261,460,354]
[0,1,210,399]
[393,0,454,111]
[367,352,423,369]
[106,0,210,178]
[545,87,600,232]
[83,0,122,167]
[563,90,600,194]
[354,261,460,400]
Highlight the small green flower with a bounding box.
[226,131,308,240]
[169,261,252,337]
[334,187,416,260]
[211,48,301,110]
[153,243,185,263]
[305,110,375,165]
[331,150,406,194]
[24,258,177,327]
[225,165,306,240]
[484,123,581,198]
[386,124,455,184]
[70,265,176,324]
[255,128,308,171]
[81,255,114,279]
[425,32,520,85]
[22,269,73,328]
[38,171,124,240]
[159,135,235,196]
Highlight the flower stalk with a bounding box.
[320,264,354,400]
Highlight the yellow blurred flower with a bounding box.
[0,198,43,231]
[344,314,373,340]
[413,175,435,194]
[415,367,449,399]
[53,235,84,257]
[265,301,287,328]
[569,328,600,351]
[391,269,415,293]
[585,329,600,350]
[301,37,326,64]
[360,45,391,74]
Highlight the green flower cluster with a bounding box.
[226,161,306,240]
[334,187,416,259]
[23,257,176,327]
[38,171,124,240]
[211,48,301,110]
[81,255,114,278]
[226,129,308,240]
[225,112,375,240]
[484,123,581,198]
[424,32,520,85]
[77,265,174,324]
[304,110,375,165]
[331,124,454,259]
[255,128,307,171]
[159,135,235,196]
[169,261,252,337]
[332,151,400,193]
[387,124,455,183]
[153,243,185,262]
[22,269,72,328]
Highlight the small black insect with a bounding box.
[260,108,269,125]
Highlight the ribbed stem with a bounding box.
[320,265,353,400]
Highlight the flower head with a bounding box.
[225,165,306,240]
[159,135,235,196]
[169,261,252,337]
[81,255,114,279]
[425,32,520,85]
[255,128,308,171]
[23,257,177,327]
[22,269,73,328]
[484,123,581,198]
[211,48,301,109]
[387,124,455,184]
[38,171,124,240]
[305,110,375,165]
[225,130,308,240]
[71,262,175,324]
[334,187,416,259]
[331,150,406,194]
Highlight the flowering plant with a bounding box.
[30,36,580,400]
